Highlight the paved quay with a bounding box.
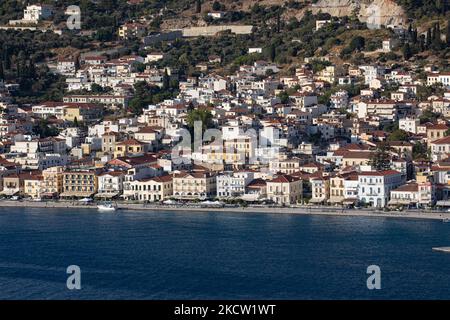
[0,200,449,221]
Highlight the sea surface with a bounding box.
[0,207,449,299]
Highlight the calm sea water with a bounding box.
[0,207,449,300]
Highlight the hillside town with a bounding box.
[0,1,449,211]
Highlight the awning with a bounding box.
[40,192,58,197]
[436,200,450,207]
[309,198,326,203]
[388,199,412,205]
[94,192,120,199]
[60,192,95,198]
[343,198,358,204]
[240,194,261,202]
[0,189,19,196]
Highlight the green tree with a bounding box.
[187,108,213,132]
[277,91,290,104]
[195,0,202,13]
[446,19,450,46]
[212,1,221,11]
[369,143,392,171]
[402,43,412,60]
[412,141,430,161]
[387,129,409,142]
[33,119,59,138]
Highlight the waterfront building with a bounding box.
[173,171,216,200]
[216,171,255,199]
[358,170,405,208]
[41,166,64,198]
[96,171,125,199]
[124,174,173,202]
[24,174,43,199]
[61,171,98,198]
[266,174,302,205]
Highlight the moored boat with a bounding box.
[97,203,117,211]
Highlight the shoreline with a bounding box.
[0,200,449,221]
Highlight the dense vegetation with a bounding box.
[395,0,448,19]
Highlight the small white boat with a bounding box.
[97,203,117,211]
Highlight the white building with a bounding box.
[9,4,53,24]
[248,48,263,54]
[399,117,420,134]
[360,65,385,85]
[216,171,255,198]
[330,90,349,109]
[97,171,125,198]
[430,136,450,161]
[316,20,332,31]
[358,170,405,208]
[427,72,450,88]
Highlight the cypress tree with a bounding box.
[402,43,412,60]
[446,20,450,46]
[426,28,432,48]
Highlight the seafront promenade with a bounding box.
[0,200,448,221]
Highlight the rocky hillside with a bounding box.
[173,0,407,28]
[311,0,406,28]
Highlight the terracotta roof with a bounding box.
[246,178,267,188]
[269,174,300,183]
[431,136,450,145]
[117,138,145,146]
[391,183,418,192]
[358,170,401,176]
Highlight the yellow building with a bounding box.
[61,171,98,198]
[24,174,43,199]
[41,166,64,198]
[173,171,216,199]
[63,104,103,122]
[118,23,146,40]
[124,175,173,202]
[102,132,119,154]
[266,174,302,205]
[329,175,345,204]
[427,123,448,142]
[114,139,146,158]
[340,151,373,168]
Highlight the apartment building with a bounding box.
[266,174,302,205]
[173,171,216,200]
[124,174,173,202]
[61,171,98,198]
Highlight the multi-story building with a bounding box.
[358,170,405,208]
[399,117,420,134]
[124,174,173,202]
[216,171,255,198]
[389,174,435,207]
[96,171,125,199]
[114,139,146,158]
[427,123,448,142]
[427,72,450,88]
[24,174,43,199]
[61,171,98,198]
[63,104,103,122]
[173,171,216,200]
[266,174,302,205]
[118,23,146,40]
[41,166,64,198]
[430,136,450,161]
[310,176,330,204]
[102,132,120,154]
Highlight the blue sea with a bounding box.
[0,207,449,299]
